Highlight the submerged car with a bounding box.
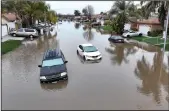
[122,30,142,37]
[108,36,124,43]
[10,28,39,38]
[38,49,68,83]
[77,43,102,61]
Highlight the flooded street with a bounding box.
[2,21,169,110]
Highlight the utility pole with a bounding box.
[163,5,169,50]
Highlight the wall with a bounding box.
[7,21,16,31]
[151,25,163,31]
[124,24,131,30]
[2,24,8,37]
[2,18,8,24]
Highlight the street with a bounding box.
[2,21,169,110]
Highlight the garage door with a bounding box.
[139,25,150,35]
[2,25,8,37]
[124,24,131,30]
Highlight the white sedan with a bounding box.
[77,44,102,61]
[122,30,142,37]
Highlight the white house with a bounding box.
[1,13,21,37]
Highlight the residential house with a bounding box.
[1,13,22,37]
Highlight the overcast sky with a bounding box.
[46,1,141,15]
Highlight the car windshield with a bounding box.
[83,46,98,52]
[115,36,122,39]
[42,58,64,67]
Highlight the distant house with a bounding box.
[1,13,22,37]
[127,18,164,35]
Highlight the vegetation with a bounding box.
[2,1,58,27]
[82,5,94,21]
[74,10,81,16]
[2,40,22,55]
[108,1,136,34]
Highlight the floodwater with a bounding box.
[2,21,169,110]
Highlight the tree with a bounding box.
[83,5,94,20]
[82,8,88,16]
[74,10,81,16]
[109,1,135,34]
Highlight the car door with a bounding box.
[17,28,25,36]
[78,45,84,56]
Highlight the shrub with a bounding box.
[131,27,138,31]
[147,30,163,37]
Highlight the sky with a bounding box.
[46,1,141,15]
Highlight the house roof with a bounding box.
[129,18,161,25]
[2,13,21,22]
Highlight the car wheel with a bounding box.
[127,35,130,38]
[77,50,79,54]
[29,35,34,40]
[139,33,142,36]
[12,33,16,37]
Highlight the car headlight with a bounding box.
[61,72,67,76]
[40,76,46,80]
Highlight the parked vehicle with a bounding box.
[38,49,68,83]
[10,28,39,38]
[91,22,101,27]
[122,30,142,37]
[108,36,124,43]
[77,43,102,61]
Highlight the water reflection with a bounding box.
[135,51,169,104]
[40,80,68,91]
[105,42,138,65]
[74,23,81,29]
[83,27,94,41]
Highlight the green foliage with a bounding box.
[74,10,81,16]
[2,40,21,54]
[148,30,163,37]
[2,1,57,26]
[110,13,125,34]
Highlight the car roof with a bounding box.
[43,49,63,60]
[80,43,93,47]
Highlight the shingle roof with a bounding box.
[2,13,21,22]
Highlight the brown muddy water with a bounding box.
[2,22,169,110]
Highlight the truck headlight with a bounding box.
[40,76,46,80]
[61,72,67,76]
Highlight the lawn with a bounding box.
[131,36,149,41]
[157,43,169,51]
[2,40,22,55]
[101,25,112,32]
[144,37,169,45]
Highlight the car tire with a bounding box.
[127,35,130,38]
[12,33,16,37]
[139,33,142,36]
[77,50,79,54]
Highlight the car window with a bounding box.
[25,29,35,32]
[79,45,83,50]
[18,29,23,32]
[83,46,98,52]
[42,58,64,67]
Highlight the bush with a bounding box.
[131,27,138,31]
[104,20,111,26]
[147,30,163,37]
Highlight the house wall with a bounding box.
[2,24,8,37]
[2,18,8,24]
[7,22,16,31]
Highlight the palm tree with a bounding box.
[109,1,136,34]
[141,1,169,30]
